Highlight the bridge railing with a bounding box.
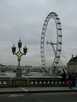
[0,77,70,88]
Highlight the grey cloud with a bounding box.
[0,0,76,65]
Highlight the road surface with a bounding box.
[0,92,77,102]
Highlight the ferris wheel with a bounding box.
[40,12,62,75]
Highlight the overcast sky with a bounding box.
[0,0,77,66]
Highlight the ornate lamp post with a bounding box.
[12,39,27,78]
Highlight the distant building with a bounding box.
[0,64,8,72]
[67,55,77,73]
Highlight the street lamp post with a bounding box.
[12,39,27,78]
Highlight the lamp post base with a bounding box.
[16,68,22,78]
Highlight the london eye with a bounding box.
[40,12,62,75]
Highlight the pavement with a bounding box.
[0,87,77,94]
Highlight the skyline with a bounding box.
[0,0,77,66]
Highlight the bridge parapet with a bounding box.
[0,77,69,88]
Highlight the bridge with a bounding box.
[0,76,74,88]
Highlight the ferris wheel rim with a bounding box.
[40,12,62,74]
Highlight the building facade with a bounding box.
[67,56,77,73]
